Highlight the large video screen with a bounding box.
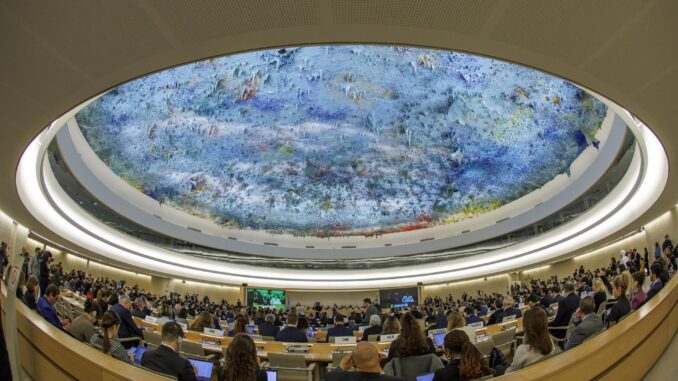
[247,288,286,310]
[380,287,419,308]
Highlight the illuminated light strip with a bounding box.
[15,100,668,288]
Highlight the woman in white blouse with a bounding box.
[506,307,559,372]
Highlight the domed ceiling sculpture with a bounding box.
[76,45,607,238]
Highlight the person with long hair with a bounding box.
[606,275,631,327]
[434,330,493,381]
[90,311,132,363]
[381,315,401,335]
[386,312,434,362]
[591,277,608,312]
[229,314,247,337]
[190,310,214,332]
[23,276,39,310]
[506,307,557,372]
[221,333,267,381]
[447,310,476,343]
[630,271,647,310]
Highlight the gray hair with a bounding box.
[369,314,382,326]
[118,294,131,305]
[265,314,275,323]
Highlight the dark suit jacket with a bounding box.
[433,359,467,381]
[275,326,308,343]
[328,324,354,341]
[646,279,663,301]
[110,303,143,348]
[131,308,147,319]
[258,322,280,338]
[500,307,522,321]
[488,308,503,325]
[551,293,580,337]
[141,345,197,381]
[593,291,607,312]
[564,314,603,350]
[539,294,553,309]
[326,369,404,381]
[361,325,382,341]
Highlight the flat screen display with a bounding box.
[247,288,286,309]
[266,370,278,381]
[380,287,419,308]
[416,373,434,381]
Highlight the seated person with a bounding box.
[630,271,647,310]
[361,315,382,341]
[221,333,267,381]
[90,311,132,363]
[275,311,308,343]
[141,322,197,381]
[463,306,483,326]
[646,262,664,301]
[327,341,404,381]
[228,315,247,337]
[258,313,280,338]
[498,296,522,321]
[156,303,174,326]
[487,298,504,325]
[387,313,435,362]
[564,296,603,351]
[506,307,559,373]
[70,299,97,342]
[424,315,442,335]
[36,284,70,331]
[538,287,553,309]
[131,297,147,319]
[447,311,476,343]
[190,311,215,332]
[110,294,143,348]
[434,330,494,381]
[606,275,631,328]
[328,315,354,341]
[550,281,580,340]
[380,315,401,337]
[22,276,38,310]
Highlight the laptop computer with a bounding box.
[416,372,434,381]
[246,325,255,334]
[187,359,213,381]
[266,369,278,381]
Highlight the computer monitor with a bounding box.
[416,372,434,381]
[133,346,149,364]
[188,359,214,381]
[246,325,255,335]
[432,332,446,348]
[266,370,278,381]
[306,328,317,338]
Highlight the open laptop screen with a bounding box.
[187,359,213,381]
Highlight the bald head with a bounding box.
[352,342,380,370]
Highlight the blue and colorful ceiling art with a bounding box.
[76,45,606,237]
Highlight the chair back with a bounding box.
[368,334,379,342]
[332,352,350,367]
[143,330,162,346]
[262,336,276,341]
[474,337,495,358]
[384,353,445,381]
[596,301,608,315]
[492,327,515,346]
[267,352,307,368]
[180,340,206,356]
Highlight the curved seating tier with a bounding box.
[2,274,676,381]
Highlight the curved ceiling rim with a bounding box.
[14,95,667,288]
[55,110,628,258]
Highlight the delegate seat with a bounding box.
[143,330,162,349]
[262,352,318,381]
[492,327,516,358]
[179,340,216,361]
[474,337,495,359]
[383,353,445,381]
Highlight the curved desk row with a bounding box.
[2,275,676,380]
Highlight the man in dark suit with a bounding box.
[110,294,143,348]
[539,287,553,309]
[499,296,522,321]
[463,306,484,325]
[564,296,603,350]
[487,298,504,325]
[275,311,308,343]
[141,322,197,381]
[551,285,564,303]
[328,315,354,341]
[38,251,52,297]
[550,281,581,340]
[646,262,664,301]
[361,315,382,341]
[327,341,404,381]
[258,313,280,338]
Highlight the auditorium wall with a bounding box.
[421,274,510,300]
[287,290,380,308]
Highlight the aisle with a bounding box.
[643,330,678,381]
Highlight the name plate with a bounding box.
[335,336,356,344]
[468,322,484,329]
[380,333,399,342]
[502,315,517,323]
[428,328,447,336]
[144,316,158,324]
[250,334,263,341]
[203,328,224,337]
[178,323,188,331]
